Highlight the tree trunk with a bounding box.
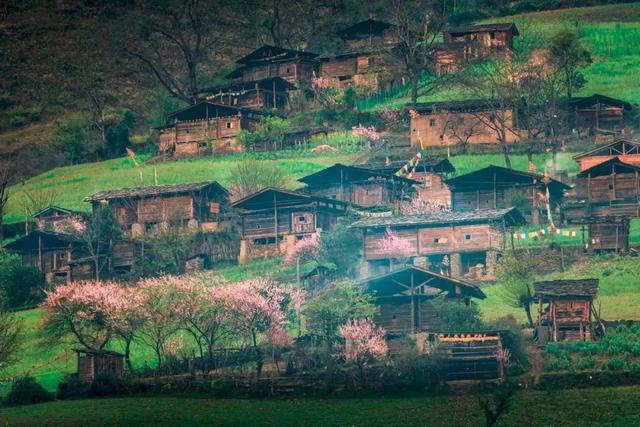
[524,302,534,328]
[124,338,133,372]
[410,76,419,104]
[501,143,512,169]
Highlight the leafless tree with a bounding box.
[441,113,485,154]
[0,157,20,243]
[228,160,286,201]
[121,0,240,104]
[387,0,448,103]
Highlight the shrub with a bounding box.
[90,373,128,396]
[4,376,54,405]
[486,316,529,374]
[0,253,45,309]
[546,357,570,372]
[0,93,14,110]
[601,358,627,371]
[543,343,561,356]
[10,108,41,127]
[431,297,482,332]
[56,374,89,399]
[575,355,597,370]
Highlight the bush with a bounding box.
[601,358,627,371]
[0,253,45,309]
[576,355,597,370]
[56,374,89,399]
[486,315,529,374]
[0,93,14,110]
[10,107,41,127]
[90,373,129,396]
[4,376,54,405]
[431,297,482,332]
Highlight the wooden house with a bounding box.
[226,45,318,85]
[564,157,640,220]
[570,94,633,134]
[437,23,518,74]
[202,77,296,111]
[31,206,87,234]
[445,165,569,223]
[409,100,519,148]
[75,349,124,384]
[570,216,630,253]
[366,157,456,207]
[231,188,348,264]
[319,19,400,89]
[159,102,267,156]
[350,208,527,278]
[573,138,640,171]
[4,230,94,283]
[84,181,230,237]
[297,163,417,209]
[358,265,485,335]
[534,279,600,342]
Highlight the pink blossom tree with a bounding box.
[171,273,232,371]
[283,234,320,267]
[380,227,414,269]
[219,278,300,378]
[41,281,129,350]
[338,318,388,385]
[351,124,381,143]
[136,276,182,371]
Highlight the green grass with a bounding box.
[358,4,640,110]
[479,256,640,323]
[3,386,640,426]
[4,150,358,220]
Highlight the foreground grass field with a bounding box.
[2,385,640,426]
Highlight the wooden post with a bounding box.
[272,79,277,108]
[493,172,497,209]
[38,234,43,272]
[274,192,279,252]
[410,270,415,333]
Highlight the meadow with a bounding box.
[2,385,640,426]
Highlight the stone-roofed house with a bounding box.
[297,163,418,209]
[564,157,640,220]
[231,188,348,264]
[445,165,569,223]
[226,45,318,85]
[534,278,600,342]
[350,207,527,278]
[85,181,230,237]
[573,138,640,171]
[436,23,519,74]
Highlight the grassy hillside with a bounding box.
[4,149,579,223]
[358,3,640,110]
[3,386,640,426]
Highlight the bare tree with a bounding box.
[0,157,20,243]
[228,160,286,201]
[387,0,448,103]
[122,0,239,104]
[441,113,485,154]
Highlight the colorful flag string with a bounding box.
[512,227,577,240]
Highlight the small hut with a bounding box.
[75,349,125,383]
[534,279,600,342]
[570,216,630,253]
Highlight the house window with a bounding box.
[609,184,614,190]
[297,216,306,223]
[429,119,436,127]
[368,57,375,65]
[465,234,472,241]
[286,67,291,74]
[489,32,496,39]
[434,238,440,244]
[226,122,233,129]
[253,237,277,245]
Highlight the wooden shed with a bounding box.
[336,19,398,51]
[297,163,417,209]
[408,100,519,148]
[85,181,229,237]
[573,138,640,171]
[570,216,630,252]
[201,77,295,111]
[358,265,485,335]
[446,165,569,224]
[160,101,267,156]
[75,349,124,384]
[432,331,505,381]
[226,45,318,85]
[350,208,527,278]
[564,157,640,220]
[31,206,87,234]
[534,279,600,342]
[570,94,633,133]
[231,188,348,264]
